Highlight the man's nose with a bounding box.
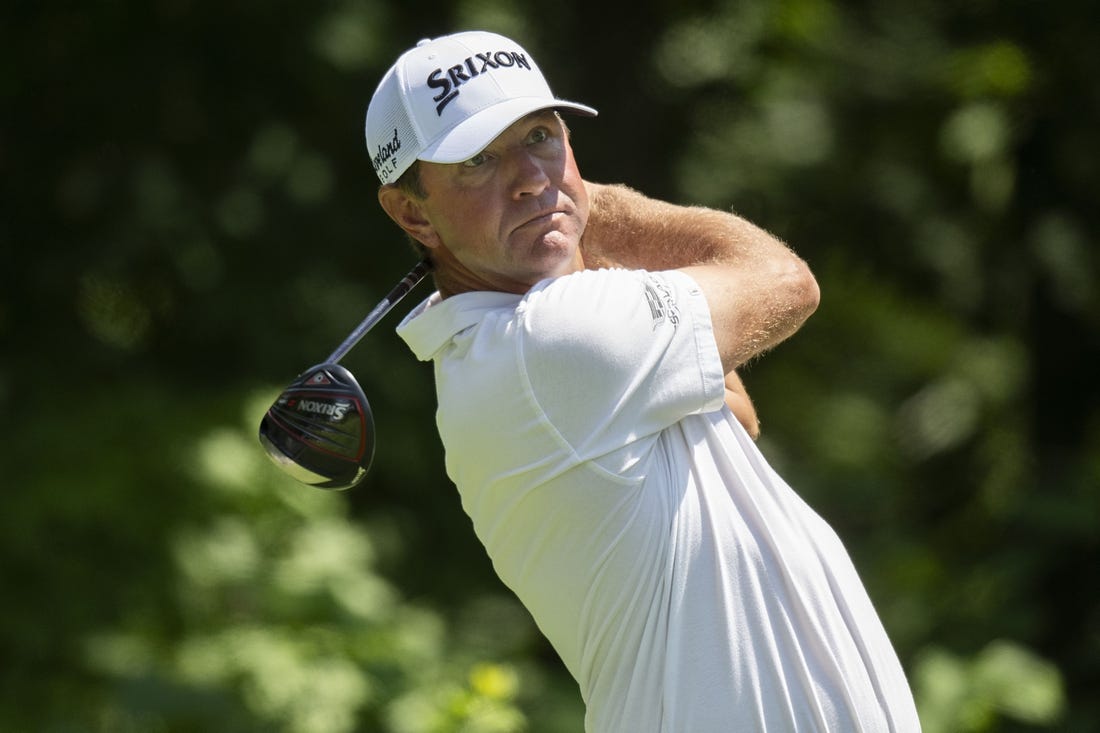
[509,150,551,198]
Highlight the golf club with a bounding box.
[258,259,432,490]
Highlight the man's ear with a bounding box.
[378,185,440,250]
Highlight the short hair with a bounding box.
[395,159,426,199]
[392,160,429,258]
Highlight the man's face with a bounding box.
[397,110,589,294]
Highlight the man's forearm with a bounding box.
[581,181,785,271]
[581,181,819,368]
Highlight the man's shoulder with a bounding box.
[523,268,696,334]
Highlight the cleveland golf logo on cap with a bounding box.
[426,49,534,116]
[372,128,402,180]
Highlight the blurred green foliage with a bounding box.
[3,0,1097,730]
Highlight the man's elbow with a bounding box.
[782,256,820,329]
[795,260,821,320]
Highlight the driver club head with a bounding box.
[258,363,374,490]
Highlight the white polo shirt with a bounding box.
[397,268,920,732]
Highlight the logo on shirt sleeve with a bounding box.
[643,275,680,330]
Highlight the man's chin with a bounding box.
[522,243,584,282]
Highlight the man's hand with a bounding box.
[724,370,760,440]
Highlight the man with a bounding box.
[366,30,920,732]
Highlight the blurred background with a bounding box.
[3,0,1097,730]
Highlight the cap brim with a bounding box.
[418,97,597,164]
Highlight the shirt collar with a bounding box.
[396,290,523,361]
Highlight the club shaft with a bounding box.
[325,259,432,364]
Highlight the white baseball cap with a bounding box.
[365,31,598,185]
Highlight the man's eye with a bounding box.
[528,127,550,144]
[462,152,488,168]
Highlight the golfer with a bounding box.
[367,30,920,732]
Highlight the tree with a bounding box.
[2,0,1095,729]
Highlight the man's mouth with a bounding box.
[515,209,563,232]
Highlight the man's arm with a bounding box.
[581,182,820,373]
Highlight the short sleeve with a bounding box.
[517,268,726,461]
